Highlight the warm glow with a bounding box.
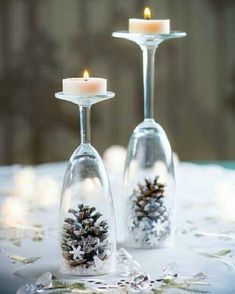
[103,145,127,174]
[214,180,235,222]
[144,7,151,19]
[1,197,27,225]
[38,176,60,207]
[83,70,89,80]
[80,178,102,200]
[14,167,36,200]
[153,161,168,184]
[13,167,60,207]
[68,178,102,202]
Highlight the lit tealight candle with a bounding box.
[129,7,170,34]
[63,70,107,96]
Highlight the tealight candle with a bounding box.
[129,7,170,34]
[63,70,107,96]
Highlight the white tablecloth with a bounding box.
[0,161,235,293]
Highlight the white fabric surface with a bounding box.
[0,161,235,293]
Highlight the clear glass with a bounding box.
[54,91,116,275]
[112,31,186,249]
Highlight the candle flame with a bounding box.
[83,70,89,80]
[144,7,151,19]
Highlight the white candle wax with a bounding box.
[129,7,170,34]
[129,19,170,34]
[63,74,107,96]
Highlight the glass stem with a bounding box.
[79,106,91,144]
[141,46,157,120]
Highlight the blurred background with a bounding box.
[0,0,234,165]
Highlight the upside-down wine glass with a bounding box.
[54,90,116,275]
[112,30,186,249]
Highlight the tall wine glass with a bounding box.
[112,31,186,249]
[54,91,116,275]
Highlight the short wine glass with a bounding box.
[54,91,116,275]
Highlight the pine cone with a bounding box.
[129,176,170,246]
[61,204,110,268]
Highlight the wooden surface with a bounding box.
[0,0,234,164]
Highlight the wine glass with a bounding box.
[112,31,186,248]
[54,91,116,275]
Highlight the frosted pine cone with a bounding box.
[61,204,111,269]
[129,176,171,248]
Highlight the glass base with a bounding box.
[55,91,115,107]
[60,256,116,276]
[112,31,186,47]
[124,237,174,250]
[125,221,173,250]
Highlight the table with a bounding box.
[0,161,235,293]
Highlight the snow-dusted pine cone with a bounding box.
[128,176,171,247]
[61,204,111,269]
